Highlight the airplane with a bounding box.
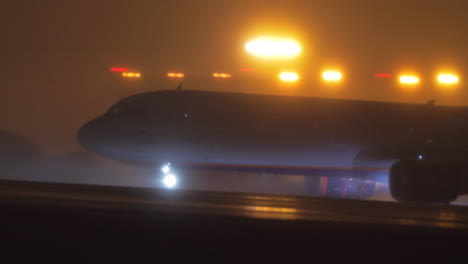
[77,88,468,203]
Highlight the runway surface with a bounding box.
[0,179,467,230]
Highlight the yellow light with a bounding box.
[135,73,141,78]
[213,73,231,78]
[437,73,459,85]
[167,72,184,78]
[279,72,299,82]
[399,75,420,85]
[322,70,343,82]
[245,206,297,214]
[245,37,302,59]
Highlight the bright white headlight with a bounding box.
[161,164,171,174]
[163,174,177,188]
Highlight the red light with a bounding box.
[320,177,328,196]
[111,67,129,72]
[240,68,255,72]
[375,73,392,78]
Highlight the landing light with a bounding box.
[163,174,177,188]
[161,164,171,174]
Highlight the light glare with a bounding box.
[163,174,177,188]
[437,73,459,85]
[161,164,170,174]
[399,75,420,85]
[279,72,299,82]
[245,37,302,59]
[322,71,343,82]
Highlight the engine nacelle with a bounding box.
[389,160,462,204]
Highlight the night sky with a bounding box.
[2,0,468,153]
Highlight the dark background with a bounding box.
[2,0,468,153]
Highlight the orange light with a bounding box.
[437,73,459,85]
[213,73,231,78]
[122,72,141,78]
[279,72,299,82]
[167,72,184,78]
[322,70,343,82]
[245,206,297,214]
[399,74,420,85]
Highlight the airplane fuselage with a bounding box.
[78,90,468,173]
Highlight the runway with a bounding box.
[0,179,467,230]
